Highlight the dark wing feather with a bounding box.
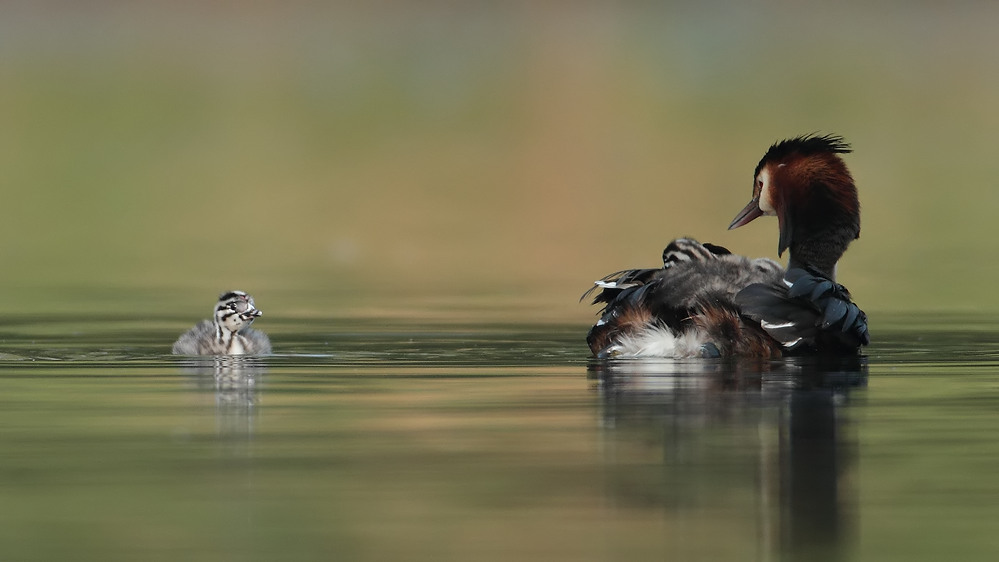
[581,268,663,304]
[785,267,869,347]
[736,283,822,350]
[736,267,869,353]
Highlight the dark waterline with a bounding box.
[0,314,996,561]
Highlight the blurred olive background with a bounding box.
[2,1,997,320]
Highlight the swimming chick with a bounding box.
[172,290,272,355]
[585,134,869,359]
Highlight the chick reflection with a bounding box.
[591,356,866,562]
[179,355,265,441]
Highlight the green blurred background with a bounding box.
[3,1,997,320]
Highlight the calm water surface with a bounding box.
[0,312,997,561]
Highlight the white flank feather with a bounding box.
[608,325,707,358]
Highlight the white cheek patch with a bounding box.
[757,167,777,216]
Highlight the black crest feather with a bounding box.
[754,133,852,178]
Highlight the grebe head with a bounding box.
[728,134,860,278]
[213,290,262,334]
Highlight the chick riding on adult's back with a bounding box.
[585,134,869,359]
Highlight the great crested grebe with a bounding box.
[172,290,272,356]
[585,134,869,358]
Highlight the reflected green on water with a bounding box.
[0,312,997,561]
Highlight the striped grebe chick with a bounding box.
[172,290,272,356]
